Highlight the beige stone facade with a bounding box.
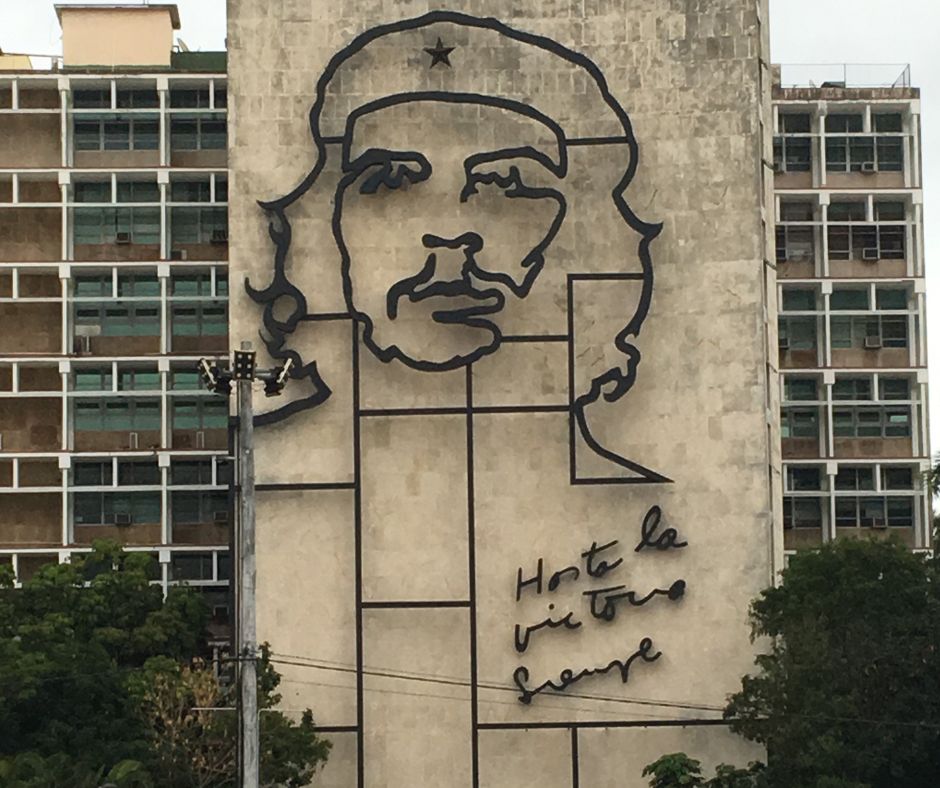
[228,1,778,785]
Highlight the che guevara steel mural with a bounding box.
[244,9,690,782]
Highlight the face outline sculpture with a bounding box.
[247,10,668,483]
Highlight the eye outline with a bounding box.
[461,147,565,203]
[345,149,432,195]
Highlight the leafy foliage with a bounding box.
[643,754,767,788]
[0,542,331,786]
[724,539,940,788]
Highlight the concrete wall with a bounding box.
[229,1,776,784]
[0,115,61,169]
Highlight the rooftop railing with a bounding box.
[776,64,912,90]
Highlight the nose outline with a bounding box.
[422,232,483,255]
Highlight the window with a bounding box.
[117,461,161,485]
[118,368,160,391]
[116,88,159,109]
[74,399,161,431]
[170,117,227,150]
[170,552,215,582]
[882,467,914,490]
[828,202,866,222]
[784,377,818,401]
[216,177,228,202]
[172,492,228,526]
[170,179,212,203]
[74,368,112,392]
[74,274,111,297]
[880,378,910,401]
[875,202,905,221]
[217,552,231,581]
[876,288,907,311]
[73,116,158,152]
[74,182,111,203]
[774,116,812,173]
[169,87,211,108]
[74,304,160,337]
[776,224,815,264]
[171,370,201,390]
[116,182,159,203]
[830,316,908,349]
[73,207,160,245]
[73,88,110,108]
[781,288,816,311]
[830,289,868,310]
[875,113,903,133]
[171,273,212,296]
[214,86,227,109]
[835,467,875,490]
[781,202,814,222]
[832,407,911,439]
[787,466,822,491]
[117,273,160,297]
[778,316,817,350]
[171,460,215,485]
[783,497,823,529]
[171,304,227,337]
[172,398,228,430]
[826,114,864,133]
[170,207,228,245]
[73,491,161,525]
[781,408,818,439]
[835,496,911,528]
[73,461,112,486]
[832,378,872,401]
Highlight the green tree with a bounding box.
[724,539,940,788]
[643,754,767,788]
[0,542,330,785]
[129,647,330,788]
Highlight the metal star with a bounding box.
[423,37,455,69]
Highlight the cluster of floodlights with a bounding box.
[198,350,294,397]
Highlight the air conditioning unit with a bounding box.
[862,248,880,261]
[861,161,877,174]
[115,231,132,244]
[128,431,139,450]
[864,335,883,349]
[210,229,228,245]
[113,512,132,526]
[871,519,887,530]
[213,510,229,524]
[790,250,812,263]
[778,337,791,351]
[170,249,188,261]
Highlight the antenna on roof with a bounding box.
[177,38,190,53]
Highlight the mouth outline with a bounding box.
[386,250,507,326]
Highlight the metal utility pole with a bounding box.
[198,345,292,788]
[235,340,259,788]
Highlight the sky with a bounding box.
[1,0,938,454]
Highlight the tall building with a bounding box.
[229,1,777,785]
[0,4,231,643]
[773,65,933,553]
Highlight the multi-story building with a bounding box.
[0,4,230,639]
[773,64,932,553]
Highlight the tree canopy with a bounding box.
[0,541,330,786]
[646,539,940,788]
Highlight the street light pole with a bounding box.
[235,340,259,788]
[198,345,293,788]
